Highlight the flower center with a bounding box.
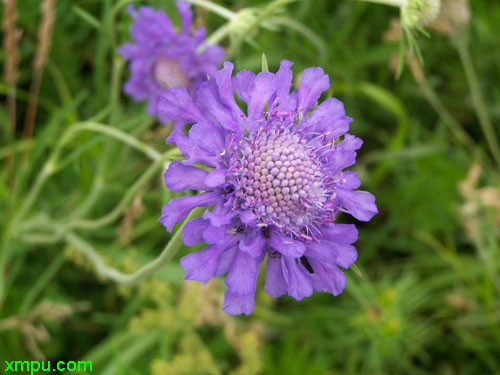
[232,127,330,236]
[153,57,190,89]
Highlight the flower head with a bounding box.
[118,2,224,122]
[158,61,378,315]
[402,0,441,29]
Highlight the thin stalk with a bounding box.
[454,35,500,168]
[23,0,56,140]
[186,0,236,20]
[64,207,204,285]
[11,122,164,233]
[409,59,495,174]
[353,0,401,6]
[69,150,174,230]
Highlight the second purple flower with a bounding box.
[118,2,224,122]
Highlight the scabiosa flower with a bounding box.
[158,61,378,315]
[118,2,224,122]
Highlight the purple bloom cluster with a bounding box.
[158,60,378,315]
[118,2,224,122]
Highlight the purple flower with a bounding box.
[158,60,378,315]
[118,2,224,122]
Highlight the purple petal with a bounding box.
[159,192,219,231]
[322,223,358,245]
[282,257,313,301]
[175,1,193,36]
[338,189,378,222]
[296,67,330,111]
[180,243,228,283]
[233,70,255,104]
[215,247,237,276]
[164,161,209,192]
[222,291,255,316]
[203,223,228,244]
[239,233,266,257]
[274,60,294,107]
[269,229,306,258]
[158,87,205,123]
[203,204,237,227]
[240,209,257,225]
[188,121,225,156]
[301,98,351,139]
[265,255,287,298]
[200,45,225,70]
[303,241,338,265]
[197,79,241,132]
[337,171,361,189]
[308,260,346,296]
[225,250,262,296]
[247,72,275,121]
[129,6,177,46]
[205,167,227,187]
[335,244,358,269]
[182,217,207,246]
[216,62,245,120]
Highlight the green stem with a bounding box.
[410,63,495,174]
[454,34,500,168]
[64,207,204,285]
[186,0,236,20]
[10,122,163,236]
[352,0,402,8]
[52,122,162,164]
[20,253,66,313]
[69,150,174,230]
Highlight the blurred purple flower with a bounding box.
[158,60,378,315]
[118,2,224,122]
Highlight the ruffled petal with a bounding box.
[182,217,207,246]
[301,98,351,139]
[274,60,294,109]
[225,250,262,296]
[337,171,361,190]
[269,229,306,258]
[335,244,358,269]
[338,189,378,222]
[164,161,209,192]
[240,209,257,225]
[197,79,241,132]
[239,233,266,257]
[203,204,237,227]
[303,241,338,265]
[282,257,313,301]
[175,1,193,36]
[129,5,177,46]
[180,242,228,283]
[296,67,330,111]
[265,255,287,298]
[247,72,275,121]
[233,70,255,104]
[322,223,358,244]
[188,120,225,156]
[159,192,219,231]
[222,291,255,316]
[216,62,245,121]
[205,167,227,187]
[215,247,237,276]
[203,223,228,244]
[158,87,205,123]
[308,259,346,296]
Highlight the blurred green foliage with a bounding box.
[1,0,500,374]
